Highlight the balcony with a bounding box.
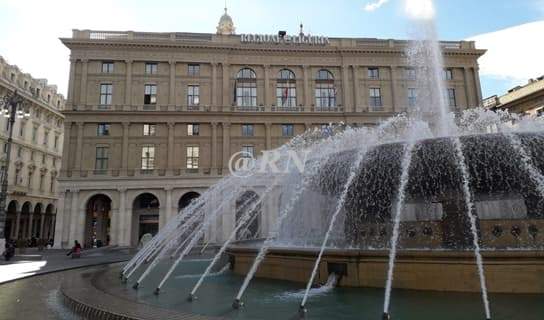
[272,106,305,112]
[231,105,264,112]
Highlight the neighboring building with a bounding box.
[55,9,485,248]
[0,55,65,242]
[483,75,544,116]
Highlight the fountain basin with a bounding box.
[312,132,544,248]
[226,244,544,293]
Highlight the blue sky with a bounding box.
[0,0,543,98]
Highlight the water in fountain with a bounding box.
[120,0,544,318]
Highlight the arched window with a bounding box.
[276,69,296,108]
[315,69,336,110]
[236,68,257,108]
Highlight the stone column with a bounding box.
[118,188,128,246]
[390,65,398,112]
[74,122,84,175]
[68,189,80,244]
[67,59,76,105]
[463,67,475,108]
[341,65,350,110]
[80,59,88,106]
[121,122,130,175]
[13,211,21,239]
[50,215,56,240]
[125,60,133,107]
[165,187,173,222]
[167,122,175,173]
[61,122,72,174]
[303,65,311,107]
[27,212,34,238]
[110,204,120,245]
[55,191,68,248]
[352,65,360,112]
[39,212,45,238]
[361,67,369,112]
[473,66,483,107]
[169,60,176,108]
[263,64,270,110]
[222,122,231,169]
[211,63,218,110]
[211,122,218,174]
[265,122,272,150]
[222,63,230,107]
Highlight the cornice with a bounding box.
[61,38,485,58]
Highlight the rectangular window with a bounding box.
[50,175,55,192]
[32,126,38,142]
[236,82,257,107]
[5,119,9,131]
[186,146,200,169]
[100,83,113,105]
[14,169,20,185]
[408,88,417,107]
[42,153,46,164]
[141,145,155,170]
[145,62,158,75]
[97,123,110,136]
[282,124,294,137]
[315,84,336,109]
[447,88,457,107]
[102,61,114,73]
[187,124,199,136]
[187,85,200,106]
[17,146,22,158]
[27,171,32,187]
[43,131,49,146]
[368,67,379,79]
[30,151,34,161]
[144,84,157,105]
[242,124,254,137]
[47,95,51,103]
[241,145,255,158]
[444,68,453,80]
[188,64,200,76]
[143,124,156,136]
[54,135,59,149]
[19,122,25,137]
[95,146,109,171]
[369,88,382,109]
[405,68,416,80]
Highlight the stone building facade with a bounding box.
[0,55,65,242]
[56,15,485,248]
[483,75,544,116]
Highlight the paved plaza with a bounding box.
[0,246,132,319]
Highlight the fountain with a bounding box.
[68,1,544,319]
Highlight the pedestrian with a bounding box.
[2,240,15,261]
[66,240,82,258]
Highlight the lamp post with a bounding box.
[0,90,30,249]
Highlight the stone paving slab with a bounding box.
[0,246,133,284]
[60,266,222,320]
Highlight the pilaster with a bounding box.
[80,59,88,106]
[125,59,133,107]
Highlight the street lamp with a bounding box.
[0,90,30,249]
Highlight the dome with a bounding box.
[216,7,236,35]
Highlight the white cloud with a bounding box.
[364,0,389,12]
[467,20,544,84]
